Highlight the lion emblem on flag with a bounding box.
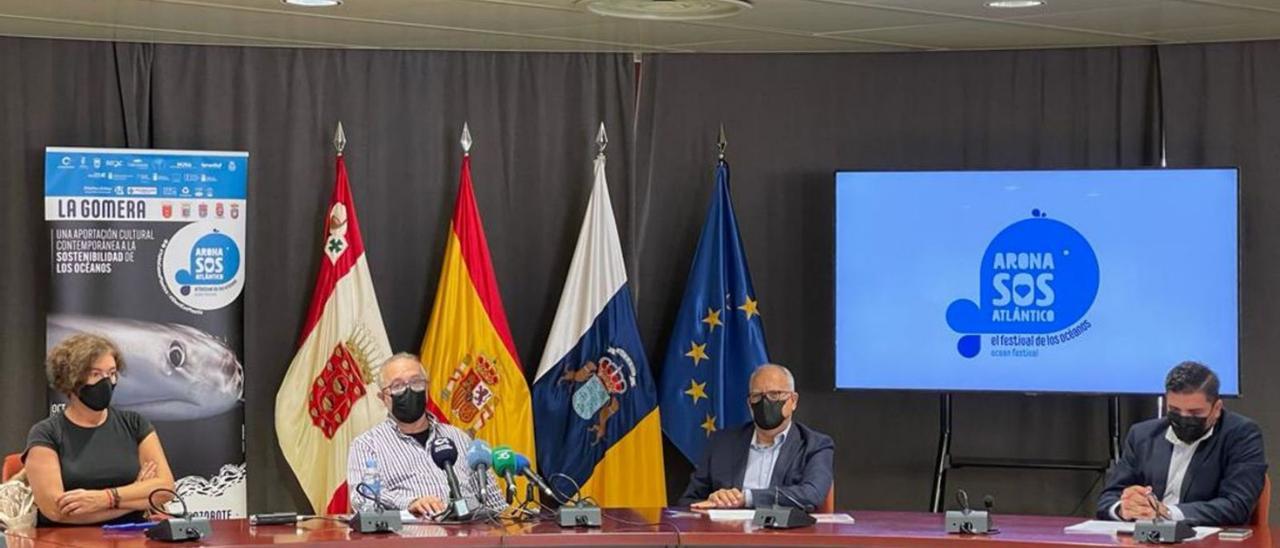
[559,347,638,444]
[441,353,502,437]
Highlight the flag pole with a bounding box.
[596,122,608,157]
[717,123,727,160]
[333,121,347,157]
[461,122,473,157]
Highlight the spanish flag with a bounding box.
[420,142,535,472]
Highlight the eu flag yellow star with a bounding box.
[738,296,760,320]
[702,307,722,332]
[700,414,718,437]
[685,341,709,366]
[684,379,708,405]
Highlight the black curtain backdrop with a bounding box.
[0,35,1275,523]
[635,47,1165,518]
[1159,40,1280,525]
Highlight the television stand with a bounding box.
[928,393,1122,513]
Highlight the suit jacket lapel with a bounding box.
[731,426,752,489]
[1181,427,1219,501]
[1152,433,1173,499]
[769,426,803,487]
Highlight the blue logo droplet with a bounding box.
[957,335,981,358]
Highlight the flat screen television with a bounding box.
[834,169,1239,395]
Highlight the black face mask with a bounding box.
[77,379,114,412]
[1168,411,1212,444]
[751,397,787,431]
[390,387,427,424]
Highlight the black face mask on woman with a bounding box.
[77,379,115,412]
[390,387,427,424]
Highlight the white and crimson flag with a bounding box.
[275,147,392,514]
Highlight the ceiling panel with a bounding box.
[0,15,332,47]
[1150,21,1280,42]
[0,0,1277,52]
[1010,2,1280,36]
[524,19,765,47]
[834,0,1165,20]
[161,0,600,33]
[703,0,955,34]
[668,34,910,52]
[832,20,1155,49]
[1182,0,1280,13]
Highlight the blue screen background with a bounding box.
[834,169,1239,395]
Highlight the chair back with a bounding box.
[1,454,22,483]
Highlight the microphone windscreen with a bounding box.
[983,495,995,509]
[428,436,459,469]
[491,445,516,475]
[466,440,493,469]
[513,453,532,474]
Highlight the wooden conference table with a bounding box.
[4,509,1274,547]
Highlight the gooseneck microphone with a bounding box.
[513,453,558,502]
[428,436,463,502]
[491,445,518,504]
[466,440,493,500]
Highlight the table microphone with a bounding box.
[429,437,463,501]
[1134,493,1194,543]
[466,440,493,500]
[752,485,815,529]
[513,453,557,500]
[491,445,518,504]
[429,436,478,521]
[249,512,299,526]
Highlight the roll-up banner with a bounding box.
[44,147,248,519]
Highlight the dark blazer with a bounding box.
[678,420,834,509]
[1096,410,1267,526]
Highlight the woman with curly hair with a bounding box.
[23,333,176,526]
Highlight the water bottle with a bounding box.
[360,456,382,510]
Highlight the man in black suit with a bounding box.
[1097,361,1267,526]
[678,364,834,510]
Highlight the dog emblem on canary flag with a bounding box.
[560,347,638,444]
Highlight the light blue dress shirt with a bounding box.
[742,423,791,508]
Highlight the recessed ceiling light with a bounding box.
[985,0,1045,8]
[282,0,342,7]
[582,0,752,21]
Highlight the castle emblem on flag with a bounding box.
[324,203,349,263]
[307,327,380,439]
[441,353,501,437]
[559,347,638,444]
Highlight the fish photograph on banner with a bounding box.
[43,147,249,519]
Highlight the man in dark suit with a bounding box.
[678,364,834,510]
[1097,361,1267,526]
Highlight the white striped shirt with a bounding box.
[346,417,508,513]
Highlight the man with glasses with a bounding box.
[678,364,834,510]
[1097,361,1267,526]
[345,353,507,517]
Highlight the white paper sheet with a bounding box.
[706,509,757,521]
[1063,520,1220,541]
[813,513,856,524]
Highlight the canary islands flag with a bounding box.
[420,148,536,469]
[659,159,769,464]
[532,149,666,507]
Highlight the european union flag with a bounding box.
[659,159,769,464]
